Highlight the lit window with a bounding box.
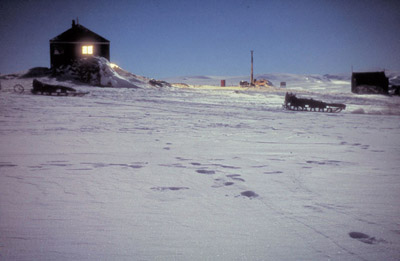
[82,45,93,55]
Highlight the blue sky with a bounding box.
[0,0,399,78]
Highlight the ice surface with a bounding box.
[1,73,400,260]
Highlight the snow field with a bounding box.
[1,76,400,260]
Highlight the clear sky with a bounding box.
[0,0,399,78]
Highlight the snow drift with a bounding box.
[53,56,169,88]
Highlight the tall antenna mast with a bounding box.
[251,50,254,85]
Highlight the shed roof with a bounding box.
[352,71,387,80]
[50,22,109,43]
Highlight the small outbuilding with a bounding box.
[50,20,110,68]
[351,71,389,94]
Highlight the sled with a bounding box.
[14,84,25,93]
[31,79,89,96]
[283,92,345,113]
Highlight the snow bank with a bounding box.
[53,56,169,88]
[96,57,139,87]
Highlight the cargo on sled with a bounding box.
[283,92,345,113]
[31,79,89,96]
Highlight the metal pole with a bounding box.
[251,50,254,85]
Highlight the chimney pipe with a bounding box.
[72,19,76,27]
[251,50,254,85]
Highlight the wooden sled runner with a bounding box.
[31,79,89,96]
[283,92,346,113]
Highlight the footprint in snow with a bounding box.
[176,157,192,161]
[151,187,189,191]
[263,171,283,175]
[211,179,235,188]
[240,190,258,199]
[349,232,386,245]
[196,169,215,175]
[191,162,201,166]
[226,174,245,182]
[0,162,18,168]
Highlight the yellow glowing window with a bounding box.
[82,45,93,55]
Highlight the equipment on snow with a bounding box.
[283,92,345,113]
[31,79,89,96]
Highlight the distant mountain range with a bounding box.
[164,71,399,87]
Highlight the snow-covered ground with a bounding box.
[1,71,400,260]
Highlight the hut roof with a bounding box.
[50,22,109,43]
[352,71,388,83]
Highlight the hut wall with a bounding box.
[351,72,389,94]
[50,42,110,68]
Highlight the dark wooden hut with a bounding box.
[50,20,110,68]
[351,71,389,94]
